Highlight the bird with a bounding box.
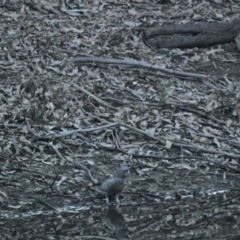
[100,165,129,205]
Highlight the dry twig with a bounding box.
[71,56,208,79]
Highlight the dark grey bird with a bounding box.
[100,165,129,205]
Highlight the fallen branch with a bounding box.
[73,84,118,111]
[31,119,240,159]
[118,122,164,144]
[49,142,66,164]
[33,123,118,141]
[71,56,207,79]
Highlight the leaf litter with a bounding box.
[0,0,240,239]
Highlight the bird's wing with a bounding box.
[100,177,124,196]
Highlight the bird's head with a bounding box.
[113,165,129,179]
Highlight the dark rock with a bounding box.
[100,165,129,205]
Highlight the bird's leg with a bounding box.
[105,196,109,204]
[115,194,120,205]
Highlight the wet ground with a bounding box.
[2,170,240,239]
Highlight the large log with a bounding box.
[143,21,240,49]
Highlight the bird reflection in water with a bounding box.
[101,207,130,240]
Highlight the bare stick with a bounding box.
[33,123,118,141]
[73,84,117,111]
[71,56,207,79]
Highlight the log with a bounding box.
[143,21,240,49]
